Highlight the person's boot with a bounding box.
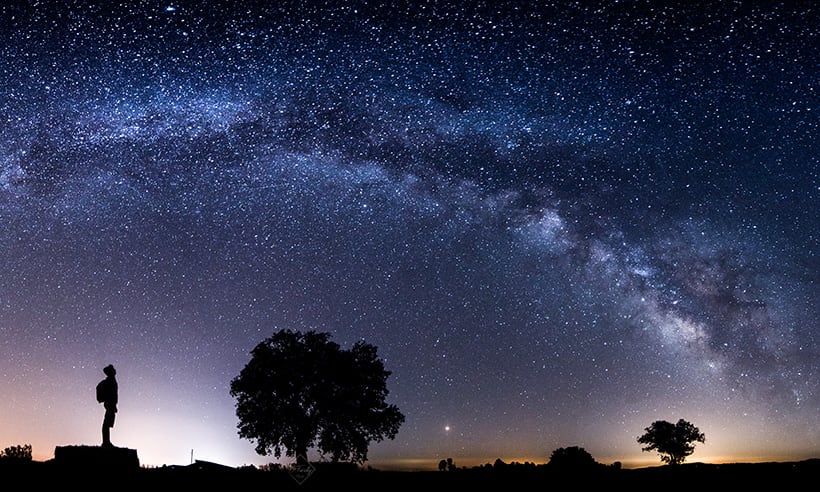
[102,427,113,447]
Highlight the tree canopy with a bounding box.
[229,329,405,464]
[637,419,705,465]
[0,444,32,461]
[547,446,598,470]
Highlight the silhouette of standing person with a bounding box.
[96,364,118,448]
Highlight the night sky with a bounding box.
[0,1,817,470]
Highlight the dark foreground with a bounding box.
[1,459,818,490]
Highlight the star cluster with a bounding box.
[0,1,816,468]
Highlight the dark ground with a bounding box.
[1,458,817,490]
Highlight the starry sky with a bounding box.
[0,0,817,470]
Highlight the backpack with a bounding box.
[96,380,106,403]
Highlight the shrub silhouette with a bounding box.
[438,457,456,471]
[637,419,705,465]
[547,446,598,471]
[230,329,405,464]
[0,444,32,461]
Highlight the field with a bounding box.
[1,458,817,490]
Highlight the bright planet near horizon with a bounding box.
[0,1,817,470]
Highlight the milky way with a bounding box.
[0,1,817,468]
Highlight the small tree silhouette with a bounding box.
[0,444,32,461]
[547,446,598,471]
[637,419,705,465]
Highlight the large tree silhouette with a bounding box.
[229,329,404,464]
[637,419,705,465]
